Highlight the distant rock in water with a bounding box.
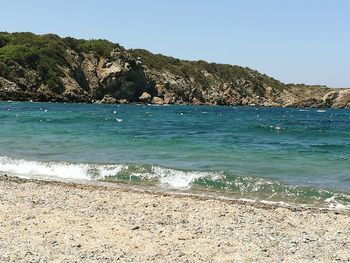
[0,32,349,108]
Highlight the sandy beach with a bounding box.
[0,175,349,262]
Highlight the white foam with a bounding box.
[109,165,220,189]
[0,156,217,189]
[239,198,256,203]
[329,203,349,210]
[325,196,336,203]
[0,156,129,181]
[260,200,289,206]
[325,195,350,210]
[0,156,90,180]
[98,165,124,178]
[268,125,284,130]
[150,166,221,188]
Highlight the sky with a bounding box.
[1,0,349,87]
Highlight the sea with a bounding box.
[0,101,349,209]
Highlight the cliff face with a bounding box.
[1,32,349,108]
[0,39,155,103]
[143,64,350,108]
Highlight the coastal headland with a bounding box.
[0,175,349,262]
[1,32,350,108]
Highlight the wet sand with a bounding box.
[0,175,349,262]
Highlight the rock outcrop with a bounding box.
[139,92,152,103]
[0,32,349,108]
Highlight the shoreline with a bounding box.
[1,175,349,262]
[2,174,349,214]
[0,99,346,109]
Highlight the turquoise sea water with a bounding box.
[0,102,349,208]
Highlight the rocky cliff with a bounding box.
[1,32,349,108]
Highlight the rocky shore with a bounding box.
[1,32,350,108]
[0,175,349,262]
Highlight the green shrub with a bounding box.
[0,38,6,48]
[0,61,9,77]
[79,39,116,57]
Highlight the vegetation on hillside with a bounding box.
[0,32,118,89]
[0,32,343,107]
[130,49,285,89]
[0,32,285,93]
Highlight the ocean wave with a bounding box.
[0,156,213,188]
[0,156,349,209]
[0,156,123,181]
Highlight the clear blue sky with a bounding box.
[1,0,349,87]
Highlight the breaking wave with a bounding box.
[0,156,349,209]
